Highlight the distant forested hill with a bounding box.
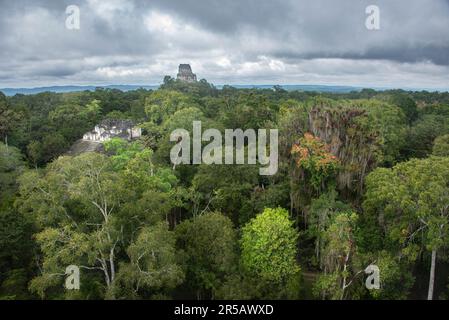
[2,84,361,96]
[0,85,159,96]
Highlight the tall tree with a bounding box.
[364,157,449,300]
[175,212,237,299]
[0,92,18,145]
[112,223,184,299]
[241,208,301,298]
[18,153,129,298]
[0,142,25,205]
[313,211,361,300]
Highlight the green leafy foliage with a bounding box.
[2,85,449,300]
[313,211,359,299]
[364,156,449,299]
[175,212,237,299]
[433,134,449,157]
[241,208,300,282]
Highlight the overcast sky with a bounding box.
[1,0,449,89]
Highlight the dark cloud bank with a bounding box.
[0,0,448,89]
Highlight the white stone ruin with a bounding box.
[82,119,142,142]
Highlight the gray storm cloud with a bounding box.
[0,0,448,89]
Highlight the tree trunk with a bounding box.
[427,249,437,300]
[109,250,115,283]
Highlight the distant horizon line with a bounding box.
[1,83,449,95]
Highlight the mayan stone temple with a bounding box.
[177,64,197,82]
[66,119,142,156]
[82,119,142,142]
